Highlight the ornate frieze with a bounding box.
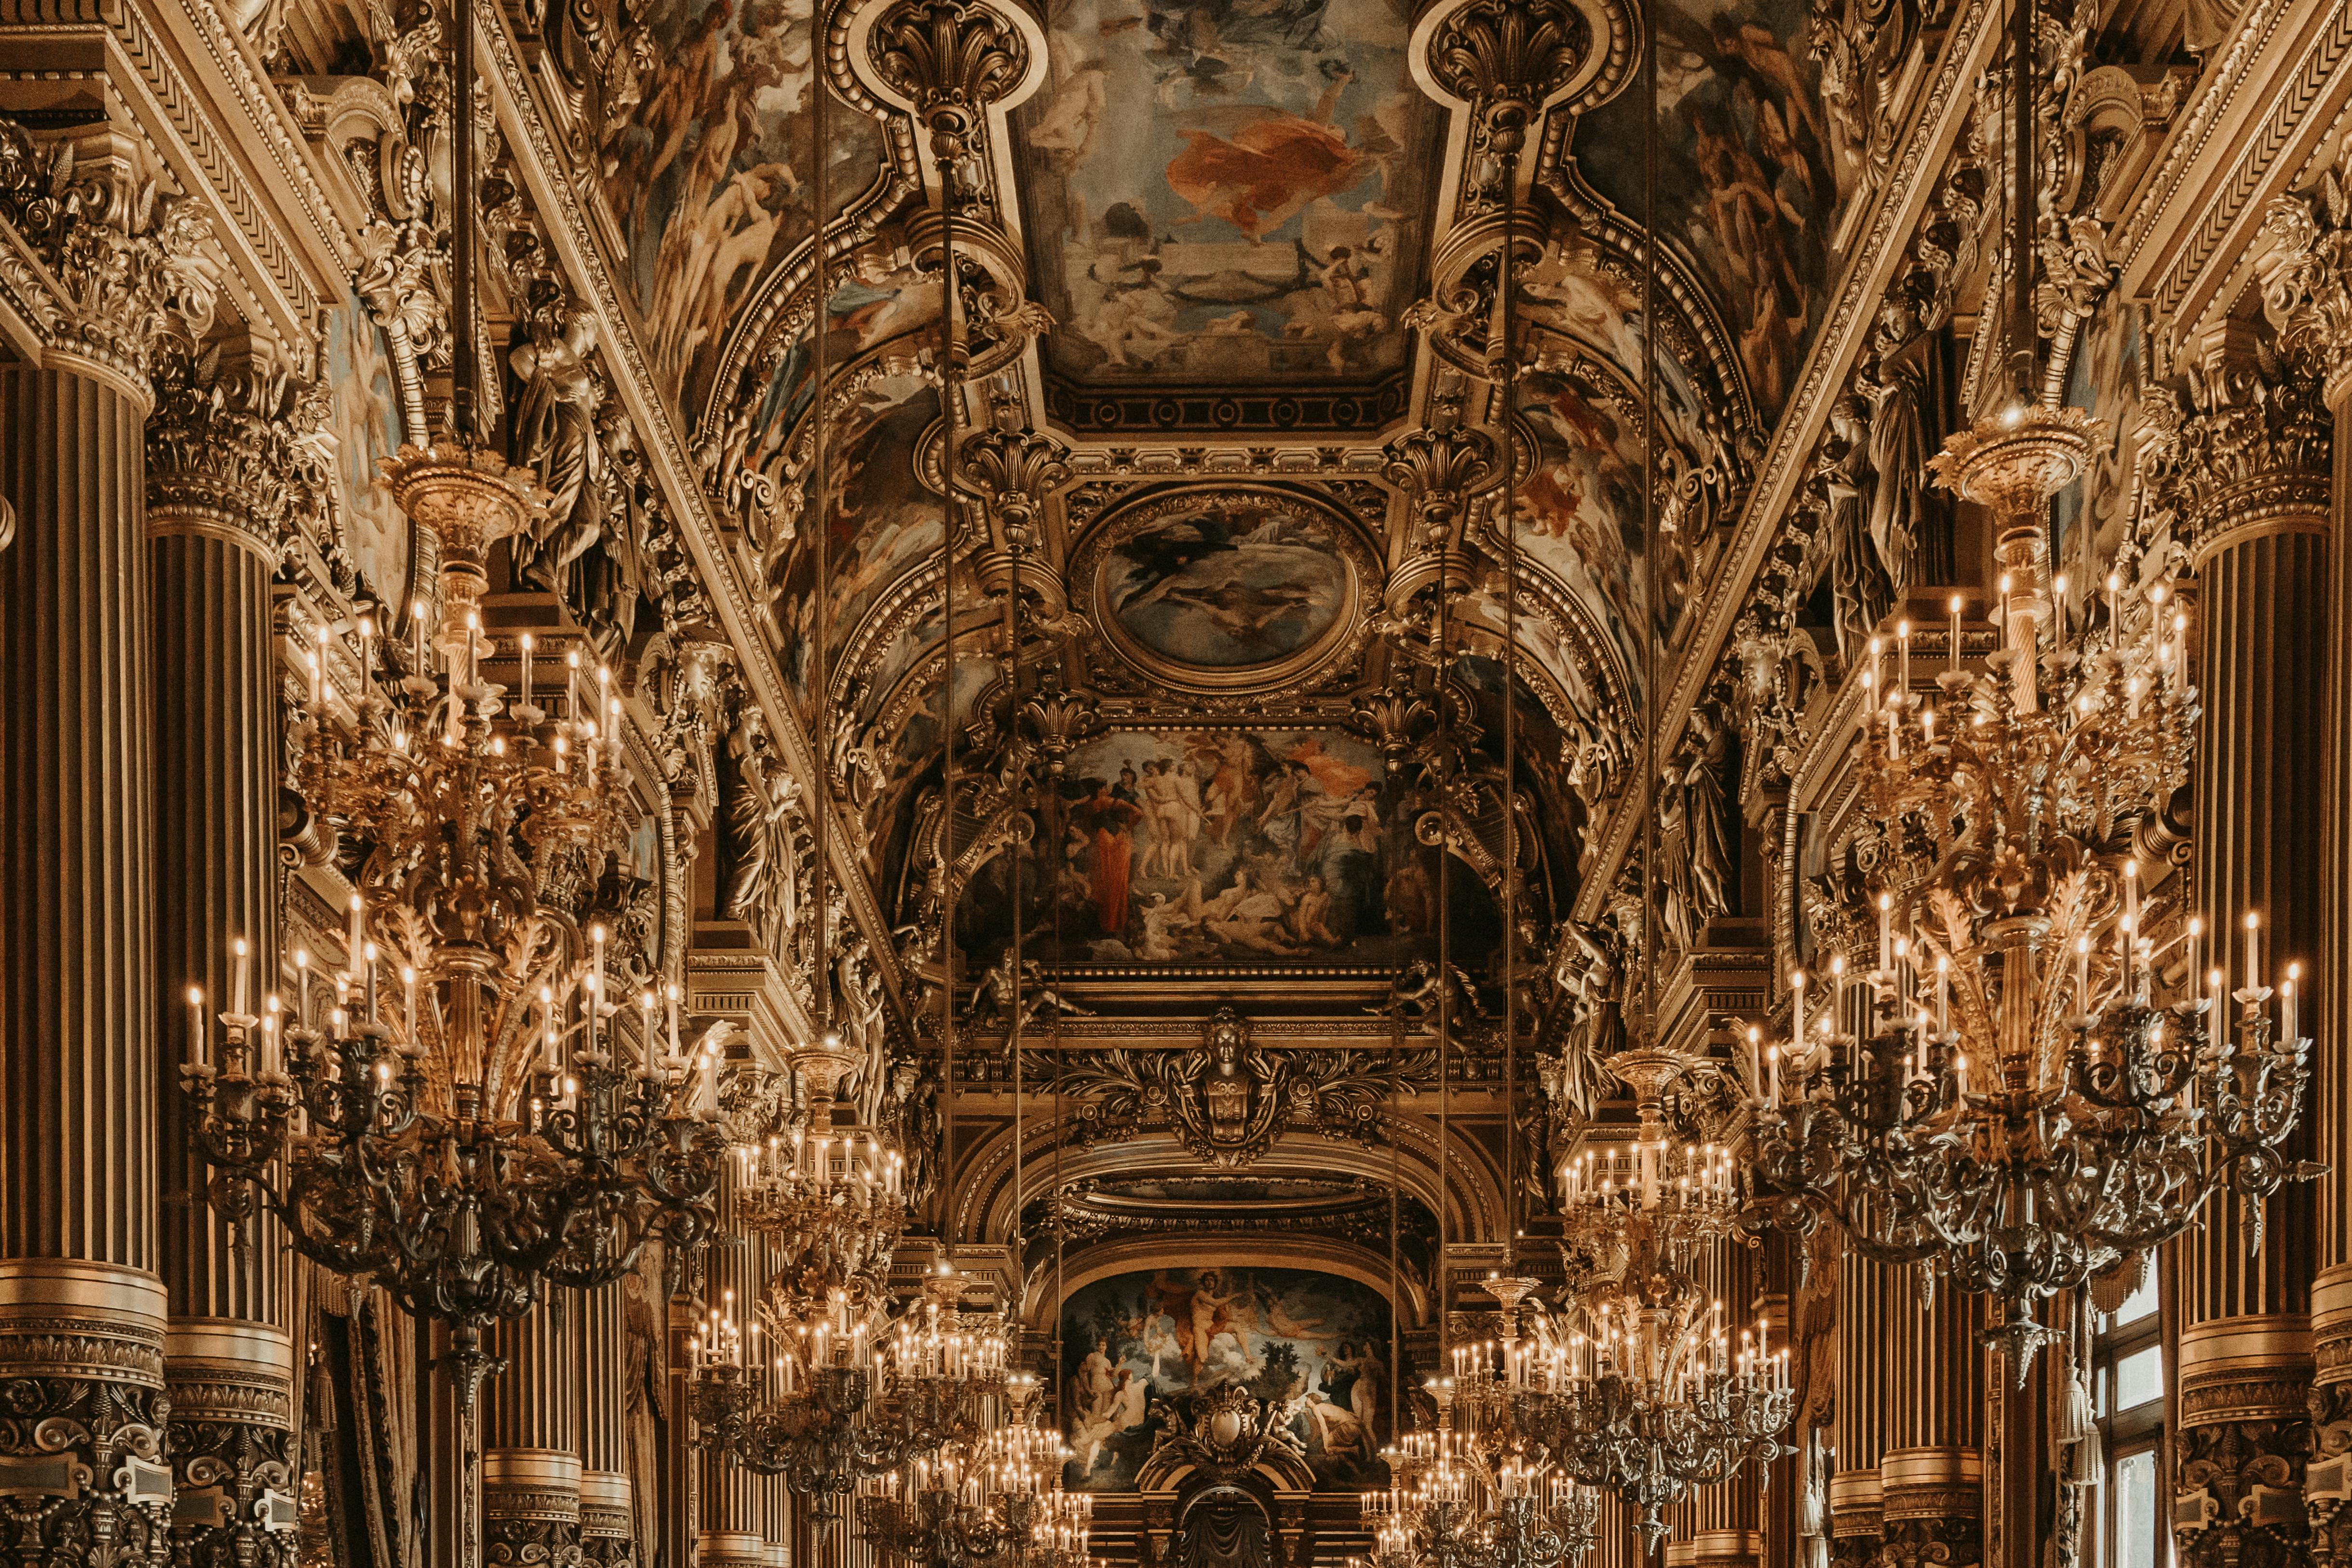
[0,1261,175,1566]
[1056,1007,1439,1167]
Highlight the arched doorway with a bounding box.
[1172,1483,1277,1568]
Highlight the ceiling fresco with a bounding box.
[614,0,1819,1002]
[952,726,1505,969]
[599,0,894,420]
[1568,0,1839,417]
[1010,0,1442,433]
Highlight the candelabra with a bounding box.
[860,1396,1095,1568]
[1364,1398,1598,1568]
[180,446,728,1568]
[1502,1051,1792,1551]
[1746,404,2317,1376]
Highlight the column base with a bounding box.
[0,1260,174,1560]
[164,1318,296,1568]
[1666,1530,1762,1568]
[1881,1448,1983,1568]
[579,1470,634,1567]
[699,1530,769,1568]
[2178,1316,2315,1568]
[1830,1468,1882,1568]
[2310,1272,2352,1566]
[485,1449,582,1567]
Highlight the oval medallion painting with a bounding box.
[1090,488,1362,690]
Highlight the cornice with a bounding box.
[1573,0,2002,922]
[476,0,906,1027]
[6,0,342,355]
[2116,0,2352,361]
[132,0,352,308]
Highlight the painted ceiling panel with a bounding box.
[1011,0,1444,432]
[600,0,892,422]
[1568,0,1842,418]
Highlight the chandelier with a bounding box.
[184,447,726,1395]
[861,1401,1098,1568]
[1746,404,2316,1375]
[1362,1387,1599,1568]
[731,1036,909,1302]
[1489,1052,1792,1551]
[693,1262,1014,1514]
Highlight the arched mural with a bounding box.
[1059,1265,1394,1492]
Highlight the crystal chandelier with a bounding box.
[1745,404,2316,1374]
[1494,1052,1792,1551]
[861,1402,1098,1568]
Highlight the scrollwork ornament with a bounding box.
[0,1374,172,1567]
[2176,1412,2311,1568]
[2258,166,2352,391]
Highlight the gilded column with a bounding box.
[699,1217,769,1568]
[2258,168,2352,1565]
[0,121,211,1560]
[1828,1252,1885,1568]
[147,345,307,1568]
[2152,336,2333,1568]
[582,1280,637,1565]
[486,1295,585,1565]
[1877,1274,1985,1568]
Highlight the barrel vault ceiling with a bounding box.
[540,0,1848,1015]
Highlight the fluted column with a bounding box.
[1829,1252,1886,1568]
[148,349,301,1568]
[2294,202,2352,1564]
[1877,1274,1985,1568]
[582,1280,637,1565]
[700,1215,769,1568]
[1669,1242,1764,1568]
[486,1295,585,1563]
[2161,352,2333,1568]
[0,356,175,1555]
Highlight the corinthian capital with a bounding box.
[2258,167,2352,398]
[2144,341,2331,564]
[147,346,329,558]
[0,122,217,403]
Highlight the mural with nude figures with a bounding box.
[1059,1266,1392,1491]
[951,728,1501,966]
[1010,0,1442,397]
[598,0,891,420]
[1572,0,1835,417]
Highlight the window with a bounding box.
[2091,1270,2167,1568]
